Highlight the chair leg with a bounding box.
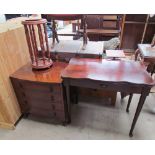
[151,64,155,76]
[126,93,133,113]
[135,49,140,61]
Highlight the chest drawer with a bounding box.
[18,81,62,94]
[29,108,65,121]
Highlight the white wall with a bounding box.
[0,14,6,24]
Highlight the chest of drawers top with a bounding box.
[10,62,68,84]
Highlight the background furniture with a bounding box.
[50,40,103,61]
[10,62,69,124]
[62,58,154,136]
[46,14,87,48]
[121,14,155,51]
[0,17,30,129]
[105,50,125,60]
[135,44,155,75]
[22,19,53,69]
[79,15,123,42]
[73,14,155,52]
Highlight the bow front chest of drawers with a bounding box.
[10,62,68,124]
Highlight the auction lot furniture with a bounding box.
[50,40,103,61]
[10,62,69,124]
[135,44,155,63]
[61,58,155,136]
[22,19,53,69]
[135,44,155,75]
[78,15,123,41]
[105,50,125,60]
[46,14,87,48]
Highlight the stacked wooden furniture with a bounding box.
[0,17,30,129]
[10,62,69,124]
[121,14,155,51]
[78,15,123,41]
[46,14,87,48]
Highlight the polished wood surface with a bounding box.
[11,62,68,83]
[62,58,155,136]
[0,20,30,129]
[62,58,154,85]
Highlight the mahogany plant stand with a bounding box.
[22,19,53,70]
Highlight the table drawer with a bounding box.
[70,79,142,93]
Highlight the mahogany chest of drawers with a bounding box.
[10,62,69,124]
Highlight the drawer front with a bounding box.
[24,91,64,103]
[70,79,142,93]
[10,78,30,113]
[11,79,67,119]
[29,100,65,112]
[29,108,65,121]
[19,80,62,94]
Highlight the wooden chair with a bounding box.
[46,14,88,49]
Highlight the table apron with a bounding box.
[63,79,145,94]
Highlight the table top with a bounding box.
[138,44,155,58]
[11,61,68,83]
[61,58,155,86]
[50,40,103,55]
[106,50,125,58]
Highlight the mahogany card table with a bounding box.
[61,58,155,137]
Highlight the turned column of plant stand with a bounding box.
[22,19,53,70]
